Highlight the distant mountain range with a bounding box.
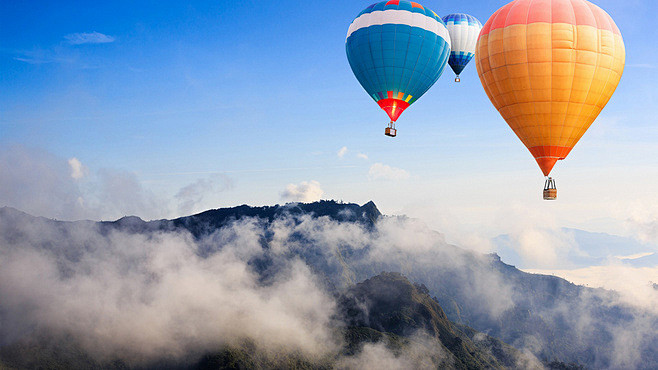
[1,201,656,369]
[494,228,658,269]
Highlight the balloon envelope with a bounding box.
[475,0,625,175]
[346,1,451,123]
[442,13,482,77]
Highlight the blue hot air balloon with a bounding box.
[441,13,482,82]
[346,1,451,137]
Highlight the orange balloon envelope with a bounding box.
[476,0,625,176]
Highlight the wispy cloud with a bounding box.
[11,49,68,64]
[357,153,368,160]
[13,56,51,64]
[144,165,357,176]
[64,31,115,45]
[615,252,656,260]
[337,146,348,158]
[175,174,233,215]
[368,163,410,181]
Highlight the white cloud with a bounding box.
[627,213,658,243]
[68,157,86,179]
[524,265,658,315]
[0,220,338,364]
[615,252,655,260]
[335,333,453,369]
[64,32,115,45]
[0,146,168,221]
[175,174,233,215]
[368,163,410,181]
[336,342,411,369]
[0,146,87,220]
[337,146,348,158]
[280,180,323,202]
[95,169,164,219]
[0,207,494,366]
[357,153,369,160]
[510,228,578,268]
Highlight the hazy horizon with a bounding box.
[1,1,657,367]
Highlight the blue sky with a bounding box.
[2,0,658,256]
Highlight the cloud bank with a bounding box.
[0,216,338,364]
[525,265,658,315]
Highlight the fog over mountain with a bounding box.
[495,227,658,269]
[494,226,658,314]
[0,201,656,369]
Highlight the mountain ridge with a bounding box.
[0,201,656,368]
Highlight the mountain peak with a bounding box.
[359,200,382,223]
[0,206,37,217]
[115,215,144,223]
[340,272,451,337]
[361,200,377,208]
[338,272,520,369]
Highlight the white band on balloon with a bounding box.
[445,23,481,54]
[346,9,451,47]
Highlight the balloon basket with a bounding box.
[455,76,460,83]
[385,122,397,137]
[543,177,557,200]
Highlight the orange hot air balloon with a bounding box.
[475,0,625,200]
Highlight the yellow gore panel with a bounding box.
[477,23,625,151]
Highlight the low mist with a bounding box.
[1,205,656,368]
[0,214,337,364]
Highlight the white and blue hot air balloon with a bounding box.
[346,1,451,137]
[441,13,482,82]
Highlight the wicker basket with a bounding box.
[543,188,557,200]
